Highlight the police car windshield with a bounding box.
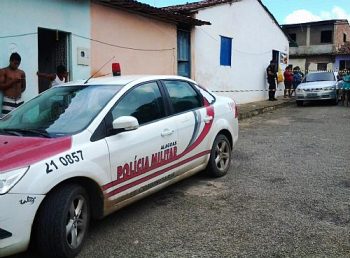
[0,85,123,137]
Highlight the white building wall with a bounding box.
[192,0,289,104]
[0,0,91,102]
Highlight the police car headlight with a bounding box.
[0,167,29,195]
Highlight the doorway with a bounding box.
[38,28,70,93]
[272,50,279,73]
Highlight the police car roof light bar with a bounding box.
[112,63,121,76]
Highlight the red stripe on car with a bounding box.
[0,136,72,173]
[105,150,210,198]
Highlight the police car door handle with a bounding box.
[204,116,213,123]
[161,129,175,137]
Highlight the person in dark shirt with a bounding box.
[266,60,277,101]
[291,66,304,96]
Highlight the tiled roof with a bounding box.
[162,0,241,13]
[337,42,350,55]
[95,0,210,26]
[163,0,287,40]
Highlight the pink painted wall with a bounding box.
[91,3,177,77]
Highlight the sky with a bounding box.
[138,0,350,25]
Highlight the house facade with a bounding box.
[90,0,208,77]
[0,0,207,105]
[165,0,290,104]
[282,19,350,72]
[0,0,91,101]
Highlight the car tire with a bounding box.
[34,184,90,258]
[296,100,303,106]
[206,134,232,177]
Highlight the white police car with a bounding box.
[0,71,238,257]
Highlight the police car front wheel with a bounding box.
[34,184,90,258]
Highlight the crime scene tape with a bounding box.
[212,89,287,93]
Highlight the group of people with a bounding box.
[283,64,304,98]
[266,60,304,101]
[0,52,68,116]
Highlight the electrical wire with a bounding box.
[72,33,175,52]
[0,32,37,39]
[0,32,175,52]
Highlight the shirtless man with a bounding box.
[0,52,26,115]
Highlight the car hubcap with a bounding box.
[66,195,87,249]
[214,140,230,171]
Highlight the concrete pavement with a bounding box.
[237,96,295,120]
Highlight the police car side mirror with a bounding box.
[112,116,139,133]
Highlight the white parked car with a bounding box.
[295,71,340,106]
[0,73,238,257]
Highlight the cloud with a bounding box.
[284,10,321,24]
[284,6,350,24]
[330,6,350,20]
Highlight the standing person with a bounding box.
[341,70,350,106]
[283,65,293,98]
[291,66,304,96]
[0,52,26,115]
[266,60,278,101]
[37,65,68,88]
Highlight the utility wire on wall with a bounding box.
[0,32,37,39]
[197,27,275,56]
[0,32,175,52]
[72,33,175,52]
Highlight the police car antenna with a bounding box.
[84,56,115,84]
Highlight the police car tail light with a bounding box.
[231,101,238,119]
[0,167,29,195]
[112,63,121,76]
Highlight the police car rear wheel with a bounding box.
[34,184,90,258]
[206,134,231,177]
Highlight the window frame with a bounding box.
[339,60,350,71]
[102,80,168,134]
[289,33,297,42]
[317,63,328,71]
[177,29,191,78]
[320,30,333,44]
[160,79,204,116]
[220,36,232,66]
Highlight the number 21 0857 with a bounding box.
[46,150,84,174]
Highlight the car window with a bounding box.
[305,72,335,82]
[197,85,215,104]
[0,85,122,137]
[111,82,165,125]
[163,80,202,113]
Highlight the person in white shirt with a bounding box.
[37,65,68,87]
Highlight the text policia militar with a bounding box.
[116,142,178,184]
